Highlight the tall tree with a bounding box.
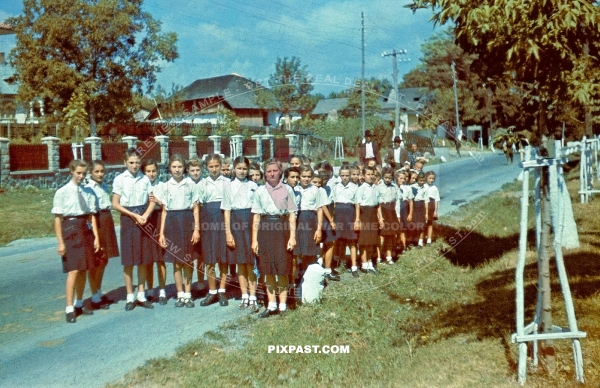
[255,56,315,124]
[407,0,600,141]
[8,0,178,136]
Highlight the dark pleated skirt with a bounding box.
[120,205,153,266]
[61,217,96,273]
[294,210,320,256]
[334,203,358,241]
[400,200,410,231]
[257,217,292,276]
[227,209,253,265]
[427,198,437,225]
[163,209,195,265]
[146,209,164,263]
[201,201,227,264]
[95,209,119,261]
[380,202,400,237]
[412,201,426,232]
[358,206,379,246]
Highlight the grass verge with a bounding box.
[0,187,120,247]
[107,174,600,387]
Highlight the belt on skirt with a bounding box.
[261,214,289,220]
[64,214,89,221]
[98,209,111,213]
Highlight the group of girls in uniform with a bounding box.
[52,147,440,323]
[281,155,441,281]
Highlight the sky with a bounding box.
[0,0,440,96]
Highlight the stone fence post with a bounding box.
[154,135,169,165]
[122,136,138,149]
[231,134,243,159]
[41,136,60,171]
[285,134,299,157]
[208,135,222,156]
[184,135,197,159]
[0,137,9,182]
[84,136,102,161]
[252,134,263,161]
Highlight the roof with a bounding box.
[0,22,15,36]
[382,87,428,112]
[175,74,264,110]
[311,97,349,115]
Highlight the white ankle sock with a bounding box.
[268,302,278,311]
[241,293,249,300]
[351,265,358,271]
[126,293,135,303]
[278,303,287,311]
[249,295,257,301]
[65,305,74,313]
[218,288,226,293]
[91,294,101,303]
[137,292,146,302]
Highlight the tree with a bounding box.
[341,77,393,118]
[62,89,90,142]
[255,56,315,124]
[406,0,600,378]
[8,0,178,136]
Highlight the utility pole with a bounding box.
[451,61,461,140]
[382,49,409,137]
[361,12,365,138]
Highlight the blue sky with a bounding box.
[0,0,439,96]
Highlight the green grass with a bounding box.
[106,178,600,387]
[0,187,120,247]
[0,187,56,246]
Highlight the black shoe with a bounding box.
[125,301,135,311]
[136,300,154,309]
[325,273,341,281]
[416,245,423,249]
[65,312,76,323]
[257,308,277,318]
[91,301,109,310]
[185,299,195,308]
[158,296,167,305]
[101,295,113,304]
[367,268,379,275]
[200,292,219,306]
[147,295,155,303]
[279,309,288,317]
[239,299,249,310]
[218,292,228,306]
[74,306,93,317]
[352,270,360,278]
[360,268,368,274]
[332,268,340,276]
[175,298,185,308]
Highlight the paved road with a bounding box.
[0,150,520,388]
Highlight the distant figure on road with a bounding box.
[359,130,381,166]
[386,136,409,169]
[408,142,422,168]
